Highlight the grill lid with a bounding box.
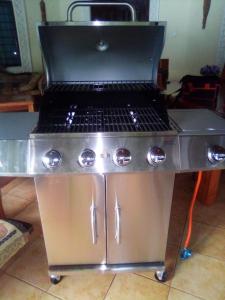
[38,22,166,85]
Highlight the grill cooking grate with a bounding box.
[34,106,172,133]
[46,81,155,93]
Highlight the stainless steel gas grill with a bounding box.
[29,5,180,283]
[1,2,225,285]
[28,3,225,284]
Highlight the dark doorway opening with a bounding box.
[91,0,149,21]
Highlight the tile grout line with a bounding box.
[127,272,171,298]
[5,198,37,219]
[1,180,30,194]
[102,274,116,300]
[45,275,53,293]
[42,290,64,300]
[193,219,225,229]
[4,192,36,201]
[188,251,225,263]
[167,285,171,300]
[2,272,51,294]
[3,189,37,200]
[179,220,225,262]
[134,271,175,290]
[133,272,170,286]
[170,286,207,300]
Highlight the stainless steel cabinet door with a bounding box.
[35,174,106,266]
[106,172,175,264]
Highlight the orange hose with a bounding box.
[184,171,203,249]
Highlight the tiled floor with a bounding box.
[0,173,225,300]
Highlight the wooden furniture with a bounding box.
[0,71,42,112]
[173,75,220,110]
[40,0,47,22]
[197,170,222,205]
[0,192,5,218]
[158,59,169,91]
[0,96,34,112]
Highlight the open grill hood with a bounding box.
[38,21,166,85]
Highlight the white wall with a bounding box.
[159,0,225,80]
[24,0,225,80]
[24,0,89,72]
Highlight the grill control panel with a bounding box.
[30,135,179,174]
[26,133,225,174]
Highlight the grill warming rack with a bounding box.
[46,81,156,93]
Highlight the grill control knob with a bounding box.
[42,150,62,169]
[113,148,132,166]
[78,149,96,167]
[208,145,225,164]
[147,147,166,166]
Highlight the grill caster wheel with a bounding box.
[50,275,62,285]
[154,270,168,283]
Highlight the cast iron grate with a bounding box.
[34,106,173,133]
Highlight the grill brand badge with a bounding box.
[96,40,109,52]
[100,151,110,159]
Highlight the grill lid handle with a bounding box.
[66,1,137,22]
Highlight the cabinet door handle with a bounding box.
[115,198,121,244]
[90,200,97,244]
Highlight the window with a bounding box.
[0,0,21,67]
[0,0,32,73]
